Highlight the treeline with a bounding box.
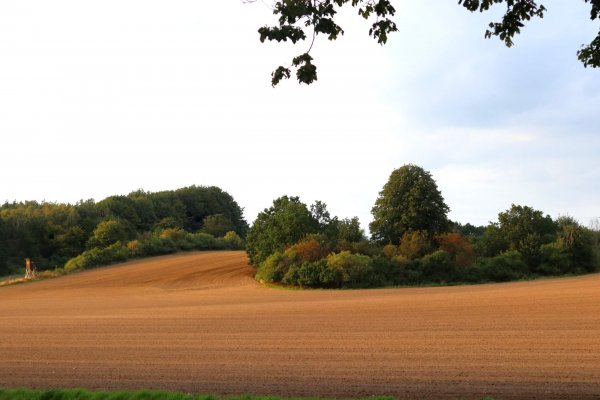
[249,165,600,288]
[0,186,248,276]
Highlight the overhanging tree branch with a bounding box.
[248,0,600,86]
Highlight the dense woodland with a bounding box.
[0,186,247,276]
[248,165,600,288]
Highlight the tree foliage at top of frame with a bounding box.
[251,0,600,86]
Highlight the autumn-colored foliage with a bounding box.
[398,231,432,260]
[435,232,475,268]
[383,244,397,259]
[160,228,186,240]
[292,238,331,263]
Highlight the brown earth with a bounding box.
[1,250,600,399]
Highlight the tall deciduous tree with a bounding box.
[246,196,319,265]
[252,0,599,85]
[370,165,450,244]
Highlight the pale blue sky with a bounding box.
[0,0,598,230]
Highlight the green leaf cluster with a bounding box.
[256,0,600,85]
[258,0,397,86]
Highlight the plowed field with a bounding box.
[1,251,599,399]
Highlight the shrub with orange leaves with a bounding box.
[398,231,432,260]
[435,232,475,269]
[159,228,186,240]
[292,238,331,263]
[127,240,141,256]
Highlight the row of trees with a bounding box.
[0,186,248,275]
[248,165,599,288]
[2,167,597,288]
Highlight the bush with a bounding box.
[261,249,379,288]
[223,231,244,249]
[325,251,374,288]
[283,260,329,287]
[460,262,487,283]
[391,256,414,285]
[64,229,231,273]
[398,230,432,260]
[339,239,380,256]
[538,242,570,275]
[144,231,227,254]
[159,228,186,240]
[382,244,397,259]
[190,232,221,249]
[370,255,397,286]
[255,252,286,283]
[65,242,129,271]
[256,238,331,284]
[127,239,141,256]
[138,236,178,256]
[419,250,455,283]
[435,232,475,269]
[475,250,529,282]
[292,238,330,263]
[172,232,200,251]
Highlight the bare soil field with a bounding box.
[1,251,599,399]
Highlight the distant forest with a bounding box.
[0,186,248,276]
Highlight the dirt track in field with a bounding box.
[1,251,600,399]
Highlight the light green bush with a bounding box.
[256,252,286,283]
[223,231,244,249]
[325,251,374,287]
[65,242,129,271]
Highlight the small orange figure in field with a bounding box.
[25,258,37,280]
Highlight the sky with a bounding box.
[0,0,598,231]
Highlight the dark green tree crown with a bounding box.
[370,164,450,244]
